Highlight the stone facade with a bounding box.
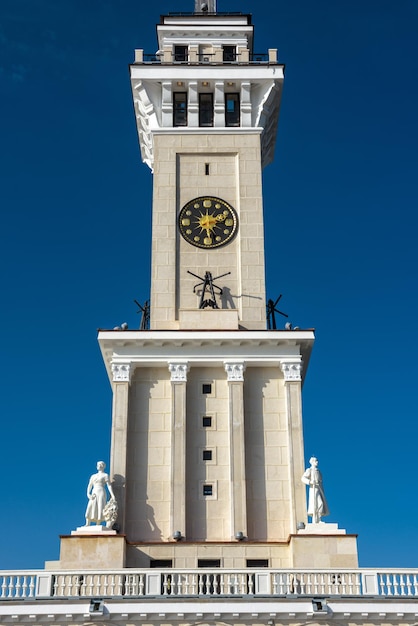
[150,132,266,330]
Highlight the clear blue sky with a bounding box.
[1,0,417,570]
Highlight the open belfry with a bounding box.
[2,2,418,625]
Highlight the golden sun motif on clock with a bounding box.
[178,196,238,249]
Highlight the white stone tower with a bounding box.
[59,3,357,570]
[4,5,418,625]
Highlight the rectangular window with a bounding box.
[202,416,212,427]
[223,46,237,62]
[225,93,240,127]
[202,383,212,394]
[202,450,212,461]
[199,93,214,127]
[174,45,188,62]
[198,559,221,568]
[247,559,269,568]
[150,559,173,568]
[203,484,213,496]
[173,92,187,126]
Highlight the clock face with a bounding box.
[178,196,238,249]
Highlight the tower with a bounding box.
[61,2,357,570]
[135,8,282,332]
[5,3,418,625]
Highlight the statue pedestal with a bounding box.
[71,525,117,535]
[289,525,358,568]
[297,522,347,535]
[54,533,126,569]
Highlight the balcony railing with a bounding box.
[1,569,418,600]
[166,12,245,16]
[139,53,271,65]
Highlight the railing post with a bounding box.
[268,48,277,63]
[35,574,54,598]
[134,49,144,63]
[146,572,162,595]
[362,571,379,595]
[255,572,271,595]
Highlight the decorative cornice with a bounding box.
[224,361,246,382]
[280,361,303,382]
[257,80,282,168]
[130,70,283,172]
[98,330,314,387]
[168,362,190,382]
[132,80,156,171]
[111,363,132,383]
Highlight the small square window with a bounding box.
[202,416,212,427]
[203,484,213,496]
[202,383,212,394]
[202,450,212,461]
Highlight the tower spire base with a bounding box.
[194,0,217,13]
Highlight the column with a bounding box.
[162,45,172,63]
[161,81,173,127]
[168,361,189,538]
[189,44,199,64]
[240,82,252,127]
[109,362,133,533]
[238,45,249,63]
[188,81,198,127]
[214,81,225,127]
[280,359,307,532]
[224,361,247,539]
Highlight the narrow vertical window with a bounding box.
[225,93,240,127]
[174,45,188,62]
[205,163,210,175]
[173,92,187,126]
[223,46,236,62]
[199,93,214,127]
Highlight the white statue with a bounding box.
[85,461,117,527]
[301,456,329,524]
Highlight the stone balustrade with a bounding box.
[1,569,418,600]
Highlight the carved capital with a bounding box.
[168,362,190,383]
[224,362,246,382]
[111,363,132,383]
[280,361,303,382]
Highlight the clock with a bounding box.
[178,196,238,249]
